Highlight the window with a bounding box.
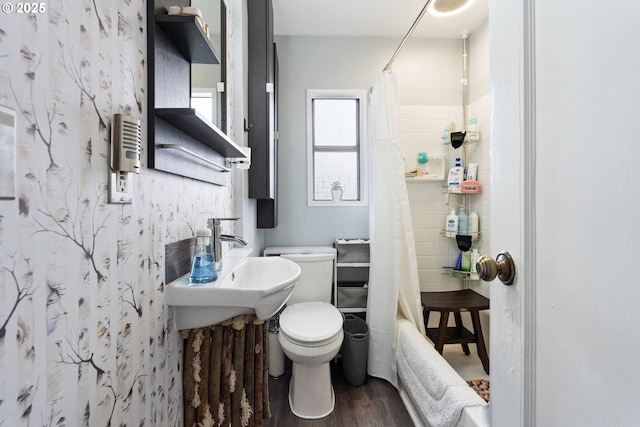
[307,89,368,206]
[191,89,218,125]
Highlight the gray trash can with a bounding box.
[342,315,369,386]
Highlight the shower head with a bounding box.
[428,0,476,17]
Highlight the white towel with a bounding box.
[396,319,485,427]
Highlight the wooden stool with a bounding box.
[421,290,490,374]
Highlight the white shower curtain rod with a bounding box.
[383,0,433,71]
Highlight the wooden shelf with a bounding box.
[156,15,220,64]
[426,326,476,345]
[155,108,246,158]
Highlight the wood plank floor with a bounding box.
[263,359,414,426]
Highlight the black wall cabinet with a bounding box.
[248,0,278,228]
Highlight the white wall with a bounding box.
[469,19,490,104]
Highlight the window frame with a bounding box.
[306,89,368,207]
[191,88,218,125]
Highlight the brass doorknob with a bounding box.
[476,251,516,285]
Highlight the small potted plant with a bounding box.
[331,181,343,201]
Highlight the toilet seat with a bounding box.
[280,302,343,347]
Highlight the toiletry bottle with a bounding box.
[461,251,471,272]
[453,252,465,277]
[446,209,458,237]
[467,163,478,181]
[458,207,468,235]
[468,118,479,140]
[469,211,479,239]
[470,249,480,280]
[189,228,217,284]
[448,157,464,193]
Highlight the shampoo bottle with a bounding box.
[458,207,468,235]
[469,211,479,239]
[448,157,464,193]
[189,228,217,284]
[445,209,458,237]
[470,249,480,280]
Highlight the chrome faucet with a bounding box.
[207,218,248,270]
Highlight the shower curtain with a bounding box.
[366,71,425,387]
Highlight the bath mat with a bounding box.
[466,379,490,402]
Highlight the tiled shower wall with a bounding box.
[400,93,491,297]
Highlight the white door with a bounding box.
[491,1,640,425]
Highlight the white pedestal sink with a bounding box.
[167,253,301,330]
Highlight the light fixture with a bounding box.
[428,0,476,17]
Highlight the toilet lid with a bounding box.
[279,302,343,347]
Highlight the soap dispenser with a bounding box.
[189,228,217,284]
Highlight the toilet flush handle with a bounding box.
[476,251,516,285]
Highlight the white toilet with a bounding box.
[278,253,344,419]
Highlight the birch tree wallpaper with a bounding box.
[0,0,235,424]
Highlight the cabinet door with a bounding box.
[248,0,278,228]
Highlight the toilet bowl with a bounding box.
[279,301,344,419]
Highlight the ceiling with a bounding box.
[272,0,489,39]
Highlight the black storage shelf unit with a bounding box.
[148,0,245,185]
[156,14,220,64]
[155,108,245,158]
[334,239,370,315]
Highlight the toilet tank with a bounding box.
[280,253,335,305]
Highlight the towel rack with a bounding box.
[157,143,231,172]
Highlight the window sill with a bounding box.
[308,200,368,207]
